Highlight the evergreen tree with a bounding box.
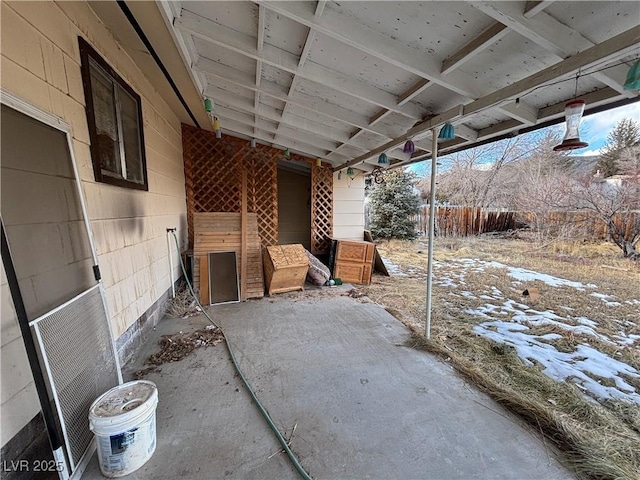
[368,169,421,240]
[595,118,640,177]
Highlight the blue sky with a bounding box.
[411,101,639,175]
[574,101,640,157]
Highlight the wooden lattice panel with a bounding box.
[243,152,279,247]
[183,125,334,253]
[183,125,242,246]
[311,162,334,254]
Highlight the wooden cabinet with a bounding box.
[333,240,375,285]
[263,244,309,295]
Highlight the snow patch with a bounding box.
[383,260,407,277]
[475,321,640,405]
[451,259,598,290]
[590,292,623,307]
[575,317,599,328]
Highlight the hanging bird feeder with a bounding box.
[284,148,291,158]
[438,123,455,141]
[553,100,589,151]
[378,152,389,165]
[403,139,415,155]
[251,138,257,148]
[337,171,343,180]
[623,59,640,90]
[316,158,322,168]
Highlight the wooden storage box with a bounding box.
[263,244,309,295]
[333,240,375,285]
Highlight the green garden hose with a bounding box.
[171,233,312,480]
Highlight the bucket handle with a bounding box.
[122,399,144,412]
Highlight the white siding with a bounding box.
[1,0,187,445]
[333,172,366,240]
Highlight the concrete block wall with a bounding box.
[333,172,366,240]
[1,0,187,447]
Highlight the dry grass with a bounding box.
[361,236,640,480]
[165,284,201,318]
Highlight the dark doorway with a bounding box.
[277,161,311,250]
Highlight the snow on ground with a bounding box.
[589,292,622,307]
[382,256,640,405]
[443,259,598,290]
[382,260,407,277]
[474,320,640,404]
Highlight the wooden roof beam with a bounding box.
[500,101,539,125]
[397,79,432,106]
[314,0,326,18]
[464,27,639,116]
[333,105,465,171]
[523,0,557,18]
[537,87,628,120]
[257,1,482,98]
[276,1,320,139]
[215,104,348,154]
[335,26,640,171]
[254,4,265,136]
[206,85,405,161]
[441,22,508,75]
[222,117,341,163]
[206,86,357,144]
[196,58,397,139]
[472,1,635,97]
[256,2,550,126]
[176,9,425,120]
[326,77,432,159]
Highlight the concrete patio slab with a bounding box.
[82,289,575,480]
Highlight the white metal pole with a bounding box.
[167,229,175,299]
[425,128,438,339]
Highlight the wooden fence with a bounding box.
[413,206,517,237]
[520,211,639,241]
[411,206,639,240]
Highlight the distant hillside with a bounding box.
[564,155,599,177]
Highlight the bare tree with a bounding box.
[512,132,575,241]
[420,132,563,209]
[563,176,640,259]
[418,137,526,207]
[514,171,574,242]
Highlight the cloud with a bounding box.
[571,147,603,157]
[581,103,640,138]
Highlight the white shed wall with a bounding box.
[333,172,366,240]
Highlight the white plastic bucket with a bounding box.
[89,380,158,478]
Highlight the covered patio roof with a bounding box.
[91,1,639,171]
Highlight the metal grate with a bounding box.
[31,284,119,469]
